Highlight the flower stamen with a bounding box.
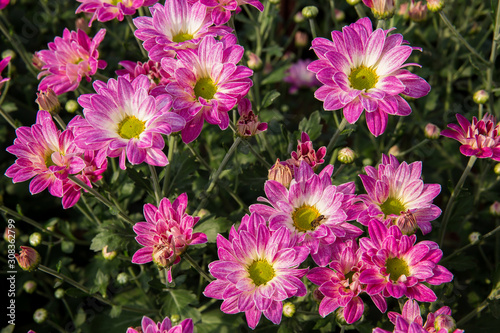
[348,65,378,91]
[248,259,275,286]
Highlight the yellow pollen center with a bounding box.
[385,257,410,282]
[248,259,275,286]
[380,197,406,217]
[117,116,145,140]
[349,66,378,91]
[292,205,320,232]
[172,32,194,43]
[45,151,56,168]
[194,77,217,100]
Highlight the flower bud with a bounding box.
[237,98,267,137]
[117,272,129,285]
[36,88,61,115]
[268,159,293,188]
[490,201,500,216]
[293,12,305,24]
[434,314,457,332]
[102,245,117,260]
[312,288,325,303]
[33,308,48,324]
[23,281,37,294]
[346,0,361,5]
[302,6,319,19]
[424,123,441,139]
[170,314,180,324]
[65,99,79,113]
[388,145,400,156]
[2,49,15,60]
[247,52,262,71]
[334,307,349,325]
[473,90,489,104]
[29,232,42,247]
[4,226,19,242]
[395,210,418,235]
[337,147,356,164]
[15,246,41,272]
[55,288,65,299]
[335,9,345,21]
[75,18,90,34]
[427,0,444,12]
[282,302,296,318]
[398,3,410,19]
[468,231,481,244]
[32,52,45,71]
[409,1,428,22]
[494,163,500,175]
[363,0,396,20]
[294,31,309,48]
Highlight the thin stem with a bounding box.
[53,114,66,130]
[125,15,147,59]
[478,103,484,119]
[487,0,500,117]
[397,139,429,157]
[62,297,76,325]
[0,61,12,106]
[308,19,317,39]
[376,19,386,30]
[186,143,212,171]
[339,326,346,333]
[439,156,477,246]
[81,194,102,225]
[162,135,177,196]
[93,72,110,82]
[0,105,17,129]
[456,298,489,327]
[332,164,346,179]
[149,164,161,205]
[183,253,214,283]
[242,139,272,169]
[354,3,367,19]
[326,118,349,154]
[46,319,66,333]
[259,132,277,162]
[74,202,99,226]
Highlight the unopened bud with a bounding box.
[395,210,418,235]
[427,0,444,12]
[117,272,129,285]
[29,232,42,247]
[334,307,349,325]
[346,0,361,5]
[364,0,396,20]
[65,100,79,113]
[388,145,400,156]
[294,12,305,23]
[398,3,410,19]
[237,98,267,137]
[247,53,262,71]
[23,281,37,294]
[473,90,489,104]
[490,201,500,216]
[312,288,325,303]
[335,9,345,21]
[2,49,15,60]
[294,31,308,48]
[494,163,500,175]
[55,288,65,299]
[32,53,45,71]
[75,18,90,34]
[36,88,61,115]
[468,231,481,244]
[268,159,293,188]
[33,308,48,324]
[102,245,117,260]
[434,314,457,332]
[170,314,180,324]
[337,147,356,164]
[4,226,19,242]
[409,1,428,22]
[283,302,296,317]
[302,6,319,19]
[15,246,41,272]
[424,123,440,139]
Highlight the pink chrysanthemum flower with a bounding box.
[358,220,453,303]
[131,194,207,283]
[76,0,158,26]
[0,56,11,91]
[284,59,321,94]
[307,240,387,324]
[36,29,107,95]
[308,17,431,136]
[116,60,172,96]
[203,213,309,329]
[286,132,326,169]
[353,154,441,235]
[236,98,267,137]
[200,0,264,25]
[74,75,185,170]
[250,162,362,266]
[134,0,231,62]
[127,315,193,333]
[5,110,86,201]
[373,299,463,333]
[163,35,253,143]
[441,113,500,161]
[0,0,9,10]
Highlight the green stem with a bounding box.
[308,19,317,39]
[0,105,17,129]
[242,138,272,169]
[487,0,500,117]
[46,319,66,333]
[260,132,277,162]
[456,298,490,327]
[81,194,101,225]
[183,252,213,283]
[376,19,386,30]
[354,3,367,19]
[186,142,212,171]
[397,139,429,157]
[439,156,477,246]
[332,164,346,179]
[162,135,177,196]
[149,164,161,206]
[53,113,66,130]
[125,15,147,59]
[74,202,99,226]
[93,72,110,82]
[326,117,348,154]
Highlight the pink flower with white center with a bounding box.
[308,17,431,136]
[0,56,11,91]
[131,194,207,283]
[284,59,321,94]
[116,60,172,97]
[200,0,264,25]
[236,98,267,137]
[5,110,85,200]
[36,29,107,95]
[359,220,453,303]
[74,75,185,170]
[203,213,309,329]
[286,132,326,170]
[352,154,441,235]
[307,240,387,324]
[250,162,362,266]
[441,113,500,161]
[127,315,193,333]
[134,0,231,62]
[76,0,158,26]
[163,35,253,143]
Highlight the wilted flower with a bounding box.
[36,88,61,115]
[425,123,441,139]
[409,0,428,22]
[236,98,267,137]
[127,316,193,333]
[362,0,396,19]
[284,59,320,94]
[15,246,41,271]
[76,0,159,26]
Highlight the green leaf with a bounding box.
[162,289,199,320]
[261,66,288,85]
[110,305,122,318]
[194,216,234,243]
[298,110,322,141]
[94,269,109,298]
[260,90,280,110]
[74,308,86,327]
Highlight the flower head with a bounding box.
[0,55,10,91]
[127,315,193,333]
[284,59,320,94]
[268,159,293,188]
[203,213,309,329]
[286,132,326,170]
[36,28,107,95]
[441,113,500,161]
[201,0,264,25]
[36,88,61,115]
[236,98,267,137]
[409,0,428,22]
[131,194,207,282]
[15,246,41,271]
[308,17,430,136]
[363,0,396,19]
[75,75,185,169]
[116,60,172,96]
[353,154,441,235]
[76,0,159,26]
[0,0,9,10]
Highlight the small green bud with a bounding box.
[473,90,489,104]
[61,240,74,254]
[346,0,361,5]
[65,100,79,113]
[302,6,319,19]
[269,0,280,4]
[54,288,65,299]
[424,123,440,139]
[337,147,356,164]
[117,272,129,285]
[427,0,444,12]
[490,201,500,217]
[33,308,48,324]
[247,53,262,71]
[293,12,305,24]
[282,302,295,317]
[23,281,37,294]
[468,231,481,244]
[170,314,180,324]
[2,49,16,60]
[494,163,500,175]
[29,232,42,247]
[102,245,117,260]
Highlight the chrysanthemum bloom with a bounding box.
[0,0,9,10]
[131,194,207,282]
[0,56,11,91]
[127,315,193,333]
[203,213,309,329]
[362,0,395,19]
[286,132,326,170]
[75,75,185,170]
[236,98,267,137]
[441,113,500,161]
[164,35,253,143]
[267,159,293,188]
[134,0,231,62]
[36,29,107,95]
[307,240,387,324]
[308,17,431,136]
[200,0,264,26]
[76,0,158,26]
[353,154,441,235]
[250,162,362,266]
[116,60,172,96]
[5,110,86,200]
[15,246,41,272]
[284,59,321,94]
[358,220,453,303]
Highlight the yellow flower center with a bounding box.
[292,205,321,232]
[248,259,275,286]
[194,77,217,100]
[385,257,410,282]
[172,32,194,43]
[380,197,406,217]
[117,116,145,140]
[44,151,56,168]
[349,65,378,91]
